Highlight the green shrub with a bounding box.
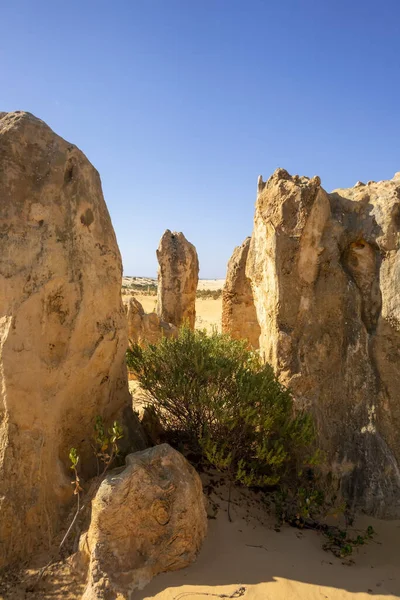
[126,327,315,488]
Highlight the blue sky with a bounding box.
[2,0,400,277]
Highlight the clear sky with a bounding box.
[2,1,400,277]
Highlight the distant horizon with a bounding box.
[3,1,400,278]
[123,275,225,280]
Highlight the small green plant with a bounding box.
[274,477,376,559]
[282,485,322,520]
[93,416,124,475]
[63,419,124,547]
[34,418,124,588]
[64,418,124,544]
[323,524,375,558]
[58,448,83,550]
[68,447,82,496]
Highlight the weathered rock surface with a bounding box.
[247,168,400,518]
[80,444,207,599]
[124,296,178,346]
[156,230,199,328]
[222,237,260,347]
[0,111,144,568]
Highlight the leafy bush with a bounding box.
[126,327,315,488]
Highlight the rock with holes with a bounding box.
[222,237,260,348]
[247,168,400,517]
[156,230,199,328]
[124,296,178,346]
[80,444,207,599]
[0,111,146,568]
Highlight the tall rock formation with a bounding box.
[0,111,144,567]
[124,296,178,346]
[156,230,199,329]
[222,237,260,348]
[247,168,400,518]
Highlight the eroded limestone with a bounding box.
[247,168,400,517]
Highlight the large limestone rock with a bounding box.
[124,296,178,346]
[0,111,144,567]
[247,168,400,518]
[222,237,260,348]
[80,444,207,599]
[156,230,199,328]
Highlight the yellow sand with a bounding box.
[134,294,223,333]
[134,481,400,600]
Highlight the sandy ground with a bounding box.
[133,294,223,333]
[4,474,398,600]
[195,297,223,333]
[2,439,399,600]
[136,294,158,314]
[134,478,400,600]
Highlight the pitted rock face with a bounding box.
[247,168,400,518]
[156,230,199,328]
[80,444,207,600]
[0,111,145,567]
[222,237,260,348]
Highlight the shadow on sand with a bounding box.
[133,486,400,600]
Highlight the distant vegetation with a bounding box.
[122,281,222,299]
[122,282,158,295]
[196,289,222,300]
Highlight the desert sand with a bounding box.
[131,278,224,334]
[135,477,400,600]
[133,293,222,334]
[2,477,398,600]
[195,297,223,332]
